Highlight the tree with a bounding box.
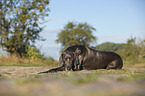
[0,0,49,57]
[95,42,127,52]
[56,22,97,50]
[116,37,144,62]
[26,45,43,59]
[138,39,145,58]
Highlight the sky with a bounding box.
[35,0,145,60]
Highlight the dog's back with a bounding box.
[65,45,123,69]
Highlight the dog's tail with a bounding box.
[37,70,49,74]
[38,66,65,74]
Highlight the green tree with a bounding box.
[125,37,139,61]
[56,22,97,50]
[138,39,145,58]
[0,0,49,57]
[116,37,144,62]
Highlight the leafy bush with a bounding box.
[26,46,43,59]
[95,37,145,64]
[95,42,126,52]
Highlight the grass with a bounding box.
[65,69,145,84]
[123,58,145,68]
[15,79,41,85]
[2,72,12,75]
[21,69,145,84]
[0,55,145,84]
[0,66,145,96]
[0,55,145,83]
[0,54,144,68]
[0,55,145,96]
[0,55,58,67]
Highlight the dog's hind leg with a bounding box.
[106,60,117,70]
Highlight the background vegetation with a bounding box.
[95,37,145,67]
[0,0,49,57]
[56,21,96,51]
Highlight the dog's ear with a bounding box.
[73,52,79,70]
[58,52,65,66]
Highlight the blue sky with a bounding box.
[36,0,145,60]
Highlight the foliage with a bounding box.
[116,37,145,62]
[45,57,55,62]
[95,42,126,52]
[95,37,145,63]
[26,46,42,59]
[56,21,97,51]
[0,0,49,57]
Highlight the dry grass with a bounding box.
[0,55,58,67]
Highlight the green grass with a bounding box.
[15,79,41,85]
[1,66,145,83]
[24,69,145,84]
[0,74,6,80]
[123,58,145,68]
[2,72,12,75]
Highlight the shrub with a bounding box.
[26,46,43,59]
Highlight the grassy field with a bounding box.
[0,61,145,96]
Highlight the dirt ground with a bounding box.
[0,66,145,96]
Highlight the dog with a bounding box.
[38,45,123,73]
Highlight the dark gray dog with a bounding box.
[38,45,123,73]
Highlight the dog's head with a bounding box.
[61,51,79,71]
